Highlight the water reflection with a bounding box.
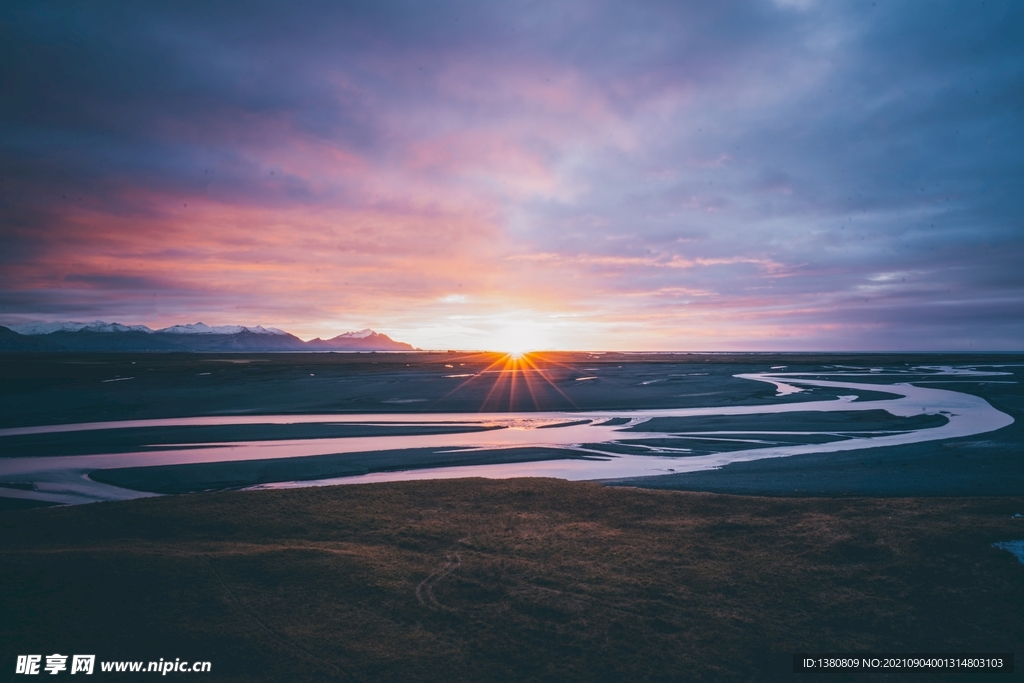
[0,367,1013,505]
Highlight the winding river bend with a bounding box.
[0,366,1013,505]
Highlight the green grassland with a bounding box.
[3,479,1023,682]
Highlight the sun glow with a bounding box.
[438,343,589,412]
[491,321,550,356]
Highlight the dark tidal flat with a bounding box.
[2,351,1022,498]
[89,446,596,495]
[0,351,859,427]
[82,409,954,496]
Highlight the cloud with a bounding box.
[1,0,1022,349]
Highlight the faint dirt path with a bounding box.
[416,538,470,612]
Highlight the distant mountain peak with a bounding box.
[246,325,286,335]
[306,329,415,351]
[156,322,287,335]
[335,328,375,339]
[10,320,153,335]
[0,320,416,351]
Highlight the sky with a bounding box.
[1,0,1022,351]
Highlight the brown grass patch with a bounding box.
[2,479,1023,682]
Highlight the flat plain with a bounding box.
[2,352,1023,681]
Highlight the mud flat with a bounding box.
[611,365,1024,497]
[1,353,1021,504]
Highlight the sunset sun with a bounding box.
[492,321,549,357]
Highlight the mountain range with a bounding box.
[0,321,418,352]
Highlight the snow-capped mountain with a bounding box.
[156,323,287,335]
[305,329,414,350]
[336,328,374,339]
[10,320,154,335]
[0,321,417,351]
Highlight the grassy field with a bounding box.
[3,479,1023,682]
